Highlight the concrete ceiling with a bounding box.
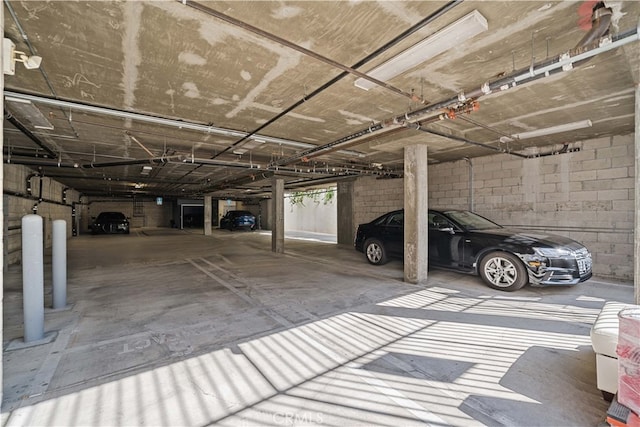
[3,0,640,198]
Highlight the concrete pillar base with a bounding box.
[6,330,58,351]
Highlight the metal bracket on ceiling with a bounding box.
[561,52,573,71]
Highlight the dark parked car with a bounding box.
[90,212,130,235]
[220,210,256,231]
[354,208,592,291]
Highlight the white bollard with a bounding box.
[22,214,44,342]
[52,219,67,309]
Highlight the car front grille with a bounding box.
[574,248,592,275]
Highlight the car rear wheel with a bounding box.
[479,251,527,291]
[364,238,388,265]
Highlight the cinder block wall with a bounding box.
[352,134,635,281]
[83,199,174,232]
[3,164,81,265]
[353,176,404,228]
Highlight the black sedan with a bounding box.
[354,209,592,291]
[220,210,256,231]
[90,212,130,235]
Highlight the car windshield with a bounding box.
[444,210,501,230]
[98,212,126,220]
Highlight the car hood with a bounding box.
[469,227,586,250]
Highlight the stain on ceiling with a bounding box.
[3,0,639,198]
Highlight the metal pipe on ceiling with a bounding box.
[28,172,202,187]
[284,174,365,189]
[2,91,365,158]
[5,156,78,168]
[182,1,433,106]
[4,0,80,139]
[83,155,182,168]
[181,157,262,170]
[178,1,462,191]
[5,114,57,158]
[199,0,463,158]
[404,123,528,158]
[183,156,382,177]
[278,22,640,165]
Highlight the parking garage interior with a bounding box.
[2,1,640,426]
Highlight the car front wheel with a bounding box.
[479,251,527,291]
[364,238,388,265]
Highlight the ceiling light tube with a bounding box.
[355,10,488,90]
[511,119,593,140]
[5,97,54,130]
[4,91,365,157]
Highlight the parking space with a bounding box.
[1,230,635,425]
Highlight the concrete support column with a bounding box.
[404,144,429,284]
[1,3,5,393]
[271,177,285,254]
[635,83,640,305]
[204,195,212,236]
[337,180,355,245]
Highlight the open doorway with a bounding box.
[181,204,204,229]
[284,186,337,243]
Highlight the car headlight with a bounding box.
[533,247,572,258]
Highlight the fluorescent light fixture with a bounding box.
[355,10,488,90]
[500,119,593,142]
[5,96,54,130]
[142,165,153,170]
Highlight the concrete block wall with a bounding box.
[4,164,81,265]
[352,176,404,227]
[352,134,635,281]
[83,199,174,232]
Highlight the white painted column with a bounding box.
[272,177,285,254]
[404,144,429,284]
[22,214,44,342]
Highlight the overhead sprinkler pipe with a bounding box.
[5,157,78,168]
[284,5,635,164]
[405,123,529,158]
[204,0,462,158]
[26,173,38,195]
[6,114,57,158]
[182,157,262,169]
[83,155,182,168]
[182,1,434,106]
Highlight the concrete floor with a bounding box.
[1,228,636,426]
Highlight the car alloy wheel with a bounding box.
[365,239,388,265]
[479,251,527,291]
